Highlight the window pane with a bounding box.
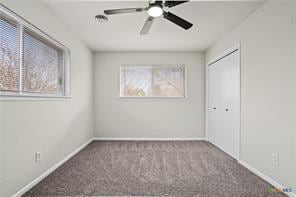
[120,65,185,98]
[23,29,62,93]
[152,66,184,97]
[0,16,19,91]
[121,66,152,97]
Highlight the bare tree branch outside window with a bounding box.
[120,65,185,98]
[0,10,67,97]
[0,17,19,91]
[23,30,61,93]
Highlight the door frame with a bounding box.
[205,43,241,160]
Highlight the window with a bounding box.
[120,65,186,98]
[0,16,19,92]
[0,5,70,98]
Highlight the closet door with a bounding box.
[208,50,240,159]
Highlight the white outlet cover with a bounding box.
[271,153,279,165]
[35,151,41,163]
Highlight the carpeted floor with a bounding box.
[23,141,287,197]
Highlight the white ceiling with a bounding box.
[44,1,265,52]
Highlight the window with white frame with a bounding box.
[120,65,186,98]
[0,5,70,97]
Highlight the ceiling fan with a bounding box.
[103,0,193,35]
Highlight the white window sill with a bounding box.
[118,96,188,101]
[0,94,72,101]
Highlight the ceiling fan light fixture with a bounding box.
[148,5,163,17]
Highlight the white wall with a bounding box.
[0,1,94,196]
[0,102,3,197]
[206,0,296,192]
[94,52,205,139]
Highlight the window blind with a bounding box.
[0,5,70,98]
[23,29,63,93]
[0,15,19,92]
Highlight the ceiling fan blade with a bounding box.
[163,12,193,30]
[104,8,145,15]
[151,1,163,6]
[165,1,189,8]
[140,16,154,35]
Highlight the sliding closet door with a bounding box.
[208,50,240,159]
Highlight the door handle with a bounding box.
[225,108,229,112]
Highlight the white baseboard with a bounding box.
[93,137,206,141]
[12,138,94,197]
[238,160,295,197]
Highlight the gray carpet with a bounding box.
[23,141,287,197]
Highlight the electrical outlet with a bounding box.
[35,151,41,163]
[271,153,279,165]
